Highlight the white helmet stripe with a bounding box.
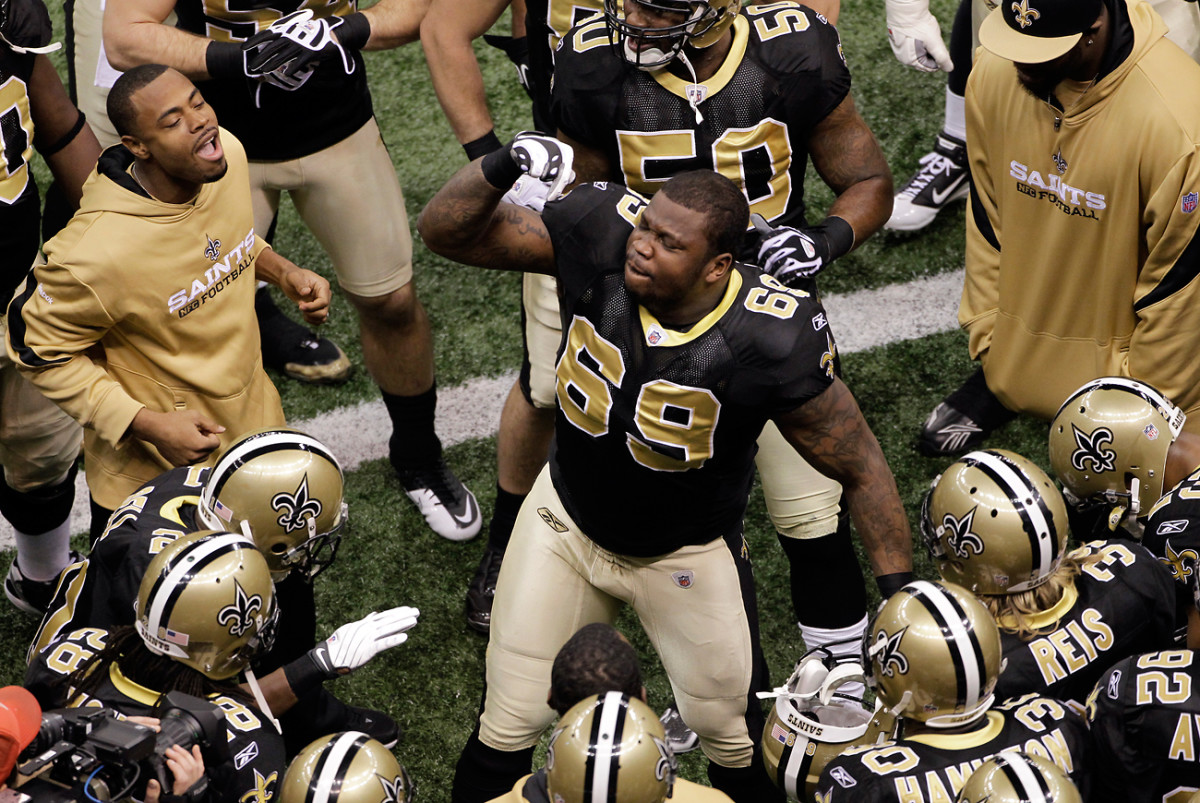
[781,732,810,799]
[588,692,626,802]
[145,534,254,646]
[906,581,982,709]
[1062,377,1185,437]
[965,450,1056,582]
[210,430,342,481]
[310,731,370,802]
[996,752,1052,803]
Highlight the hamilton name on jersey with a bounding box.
[816,695,1091,803]
[541,183,835,555]
[995,540,1177,706]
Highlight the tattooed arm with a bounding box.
[417,160,558,275]
[807,94,894,248]
[774,378,913,580]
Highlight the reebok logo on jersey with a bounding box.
[811,312,827,331]
[1157,520,1188,534]
[537,507,569,533]
[168,228,256,316]
[234,741,259,770]
[1107,669,1122,699]
[36,284,53,305]
[830,767,857,788]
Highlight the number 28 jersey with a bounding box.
[542,183,836,556]
[550,2,850,229]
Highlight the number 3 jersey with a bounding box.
[550,1,850,229]
[815,695,1092,803]
[541,182,836,556]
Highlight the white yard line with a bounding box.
[7,270,964,548]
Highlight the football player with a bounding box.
[1086,649,1200,803]
[25,530,287,801]
[0,0,103,616]
[420,156,912,802]
[103,0,482,543]
[490,693,733,803]
[815,581,1092,803]
[1049,377,1200,646]
[924,448,1177,707]
[955,753,1082,803]
[550,0,893,661]
[280,731,415,803]
[30,427,419,753]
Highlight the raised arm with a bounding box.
[104,0,212,77]
[774,377,913,590]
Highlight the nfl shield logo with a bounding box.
[1144,424,1160,440]
[671,570,694,589]
[1183,192,1198,213]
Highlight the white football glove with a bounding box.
[885,0,953,73]
[501,174,554,212]
[510,131,575,202]
[308,606,420,678]
[244,10,355,90]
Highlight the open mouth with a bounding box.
[196,128,224,162]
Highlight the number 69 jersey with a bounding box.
[542,183,836,556]
[814,695,1092,803]
[550,1,850,230]
[1086,650,1200,803]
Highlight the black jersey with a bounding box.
[542,182,836,555]
[1086,649,1200,803]
[0,0,52,297]
[523,0,601,131]
[814,695,1092,803]
[550,2,849,229]
[994,540,1177,708]
[26,627,287,802]
[175,0,372,160]
[1144,466,1200,615]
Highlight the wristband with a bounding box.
[334,11,371,50]
[282,652,328,698]
[480,146,521,190]
[464,130,504,161]
[205,40,244,79]
[816,215,855,262]
[38,111,86,157]
[875,571,914,600]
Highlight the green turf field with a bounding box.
[3,0,1068,797]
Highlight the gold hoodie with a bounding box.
[962,0,1200,431]
[6,130,284,508]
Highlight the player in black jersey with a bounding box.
[30,427,420,755]
[0,0,102,616]
[104,0,482,543]
[1086,649,1200,803]
[1050,377,1200,647]
[815,581,1093,803]
[923,449,1177,707]
[420,152,911,802]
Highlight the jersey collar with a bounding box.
[903,711,1005,748]
[639,269,742,347]
[651,15,749,100]
[110,661,163,706]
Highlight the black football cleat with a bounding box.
[919,368,1017,457]
[465,545,505,635]
[256,287,351,385]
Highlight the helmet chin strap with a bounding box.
[673,49,706,125]
[0,31,60,54]
[243,666,283,734]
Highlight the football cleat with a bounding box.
[465,544,504,634]
[658,705,699,754]
[919,369,1016,457]
[337,704,401,750]
[5,551,81,617]
[257,288,352,385]
[393,457,482,542]
[885,130,968,232]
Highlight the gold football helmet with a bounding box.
[605,0,743,69]
[279,731,414,803]
[135,530,278,680]
[197,427,347,579]
[922,449,1070,595]
[1049,377,1185,535]
[956,752,1081,803]
[547,693,676,803]
[863,581,1001,729]
[761,647,889,801]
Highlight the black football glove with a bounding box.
[480,131,575,200]
[751,213,854,286]
[243,10,364,89]
[483,34,533,100]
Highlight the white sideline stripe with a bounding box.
[6,271,963,549]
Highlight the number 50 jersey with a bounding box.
[550,1,850,230]
[542,183,836,556]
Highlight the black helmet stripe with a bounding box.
[964,450,1057,581]
[584,692,629,802]
[995,752,1053,803]
[906,581,985,710]
[207,430,341,500]
[306,731,373,803]
[145,535,248,637]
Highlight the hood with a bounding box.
[78,142,217,221]
[1063,0,1165,117]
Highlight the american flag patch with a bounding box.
[213,499,233,522]
[771,723,789,744]
[163,628,189,646]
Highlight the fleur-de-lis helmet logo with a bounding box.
[941,507,985,559]
[377,773,407,803]
[218,579,263,637]
[1011,0,1041,28]
[1070,424,1116,473]
[874,628,909,678]
[271,475,323,533]
[653,735,677,795]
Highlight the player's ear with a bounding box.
[121,134,150,160]
[703,252,733,285]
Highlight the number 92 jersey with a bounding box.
[550,1,850,230]
[542,182,836,556]
[1086,650,1200,803]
